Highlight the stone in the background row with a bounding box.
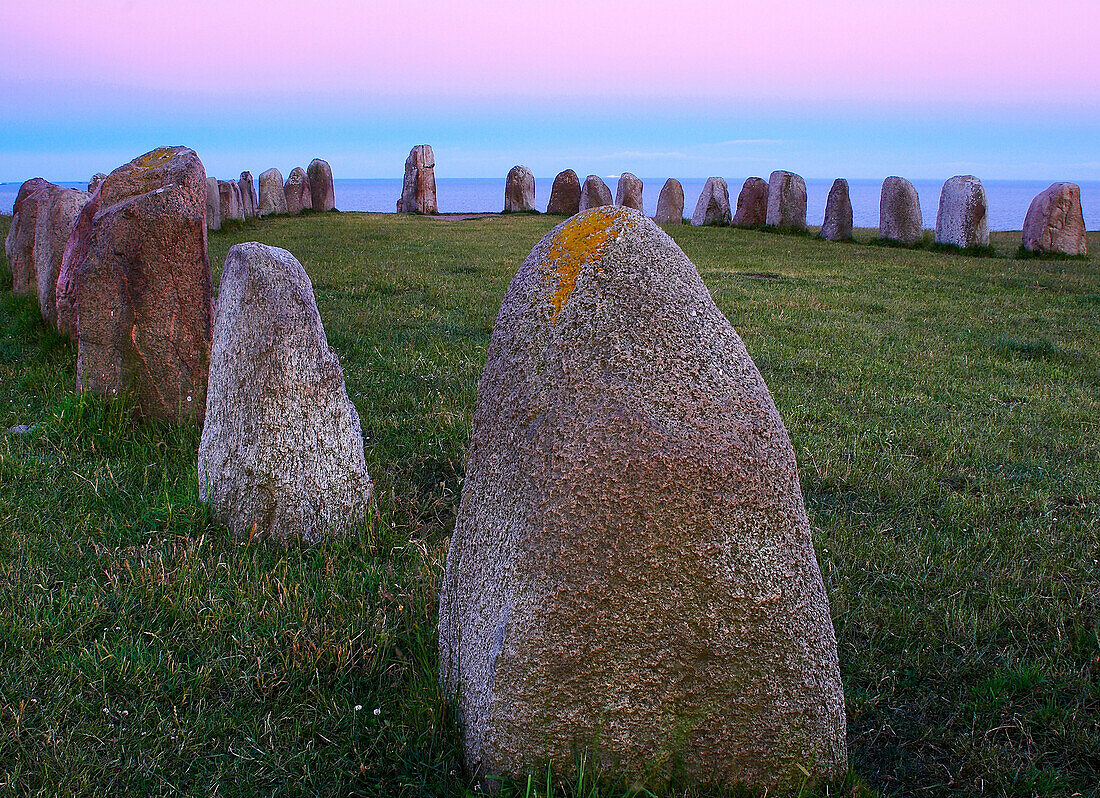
[258,168,288,217]
[439,206,846,791]
[4,178,51,297]
[504,165,536,212]
[198,242,373,545]
[239,171,257,219]
[308,159,336,212]
[934,175,988,249]
[1021,182,1087,256]
[615,172,643,211]
[765,171,807,231]
[38,184,90,327]
[691,176,731,226]
[546,169,581,215]
[401,144,438,214]
[820,178,853,242]
[88,173,107,194]
[284,167,312,215]
[654,177,683,224]
[206,176,222,231]
[219,180,244,223]
[731,177,769,228]
[879,176,923,246]
[578,174,613,211]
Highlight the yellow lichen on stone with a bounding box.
[545,207,636,324]
[134,148,175,169]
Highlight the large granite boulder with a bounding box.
[37,184,90,327]
[546,170,581,215]
[88,173,108,194]
[765,171,807,231]
[258,168,288,217]
[4,178,51,297]
[1021,182,1086,256]
[934,175,988,249]
[504,165,536,212]
[198,242,372,544]
[879,176,923,245]
[820,179,853,242]
[57,146,214,423]
[578,175,613,211]
[691,176,731,226]
[206,176,222,231]
[284,167,312,215]
[731,177,768,228]
[401,144,438,214]
[219,180,244,223]
[238,171,257,219]
[439,205,847,791]
[615,172,643,211]
[654,178,684,224]
[307,158,336,212]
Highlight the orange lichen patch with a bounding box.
[133,148,175,170]
[545,207,637,324]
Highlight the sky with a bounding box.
[2,0,1099,183]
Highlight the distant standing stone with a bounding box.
[38,184,90,327]
[654,178,684,224]
[546,170,581,215]
[731,177,769,228]
[934,176,988,249]
[1021,182,1087,256]
[578,175,613,211]
[820,179,853,242]
[691,176,731,226]
[401,144,438,214]
[4,178,51,297]
[308,158,336,212]
[258,168,288,217]
[284,167,312,215]
[198,242,373,545]
[206,176,222,231]
[88,173,107,194]
[504,165,536,212]
[615,172,643,211]
[219,179,244,223]
[879,176,923,246]
[238,171,257,219]
[766,171,807,231]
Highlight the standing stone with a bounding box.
[37,184,90,327]
[284,167,312,215]
[691,176,731,226]
[57,146,213,423]
[934,175,988,249]
[731,177,769,228]
[1021,182,1087,256]
[258,168,288,217]
[820,179,853,242]
[307,158,336,212]
[504,165,536,212]
[198,242,372,544]
[654,178,684,224]
[88,173,107,194]
[219,180,244,223]
[4,178,50,297]
[578,175,613,211]
[615,172,643,211]
[206,176,222,231]
[765,171,807,231]
[401,145,438,214]
[439,206,846,791]
[238,171,257,219]
[879,176,923,246]
[546,170,581,215]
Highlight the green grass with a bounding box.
[1,212,1098,796]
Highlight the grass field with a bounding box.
[1,211,1097,797]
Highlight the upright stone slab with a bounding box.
[401,144,438,214]
[546,170,581,215]
[615,172,643,211]
[504,165,536,212]
[765,171,807,231]
[88,173,107,194]
[219,180,244,223]
[654,178,684,224]
[1022,182,1087,256]
[934,175,988,249]
[206,177,222,231]
[439,206,846,791]
[691,176,731,226]
[731,177,768,228]
[307,158,336,212]
[37,184,90,327]
[820,179,853,242]
[284,167,312,215]
[879,176,923,246]
[578,175,613,211]
[198,242,373,544]
[4,178,50,297]
[61,146,214,423]
[238,171,257,219]
[258,168,288,217]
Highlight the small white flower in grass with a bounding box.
[354,705,362,711]
[373,708,381,716]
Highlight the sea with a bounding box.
[4,177,1100,232]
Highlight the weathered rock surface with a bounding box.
[58,146,214,423]
[284,167,312,215]
[37,184,90,327]
[820,179,853,241]
[258,168,288,217]
[615,172,643,211]
[691,176,731,226]
[504,165,536,212]
[879,176,923,245]
[219,180,244,223]
[307,159,336,212]
[88,173,107,194]
[765,171,807,231]
[401,145,438,214]
[546,170,581,215]
[4,178,51,297]
[238,171,256,219]
[198,242,372,544]
[578,175,613,211]
[654,178,684,224]
[934,175,988,249]
[439,206,847,791]
[1021,182,1087,256]
[731,177,769,228]
[206,176,222,231]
